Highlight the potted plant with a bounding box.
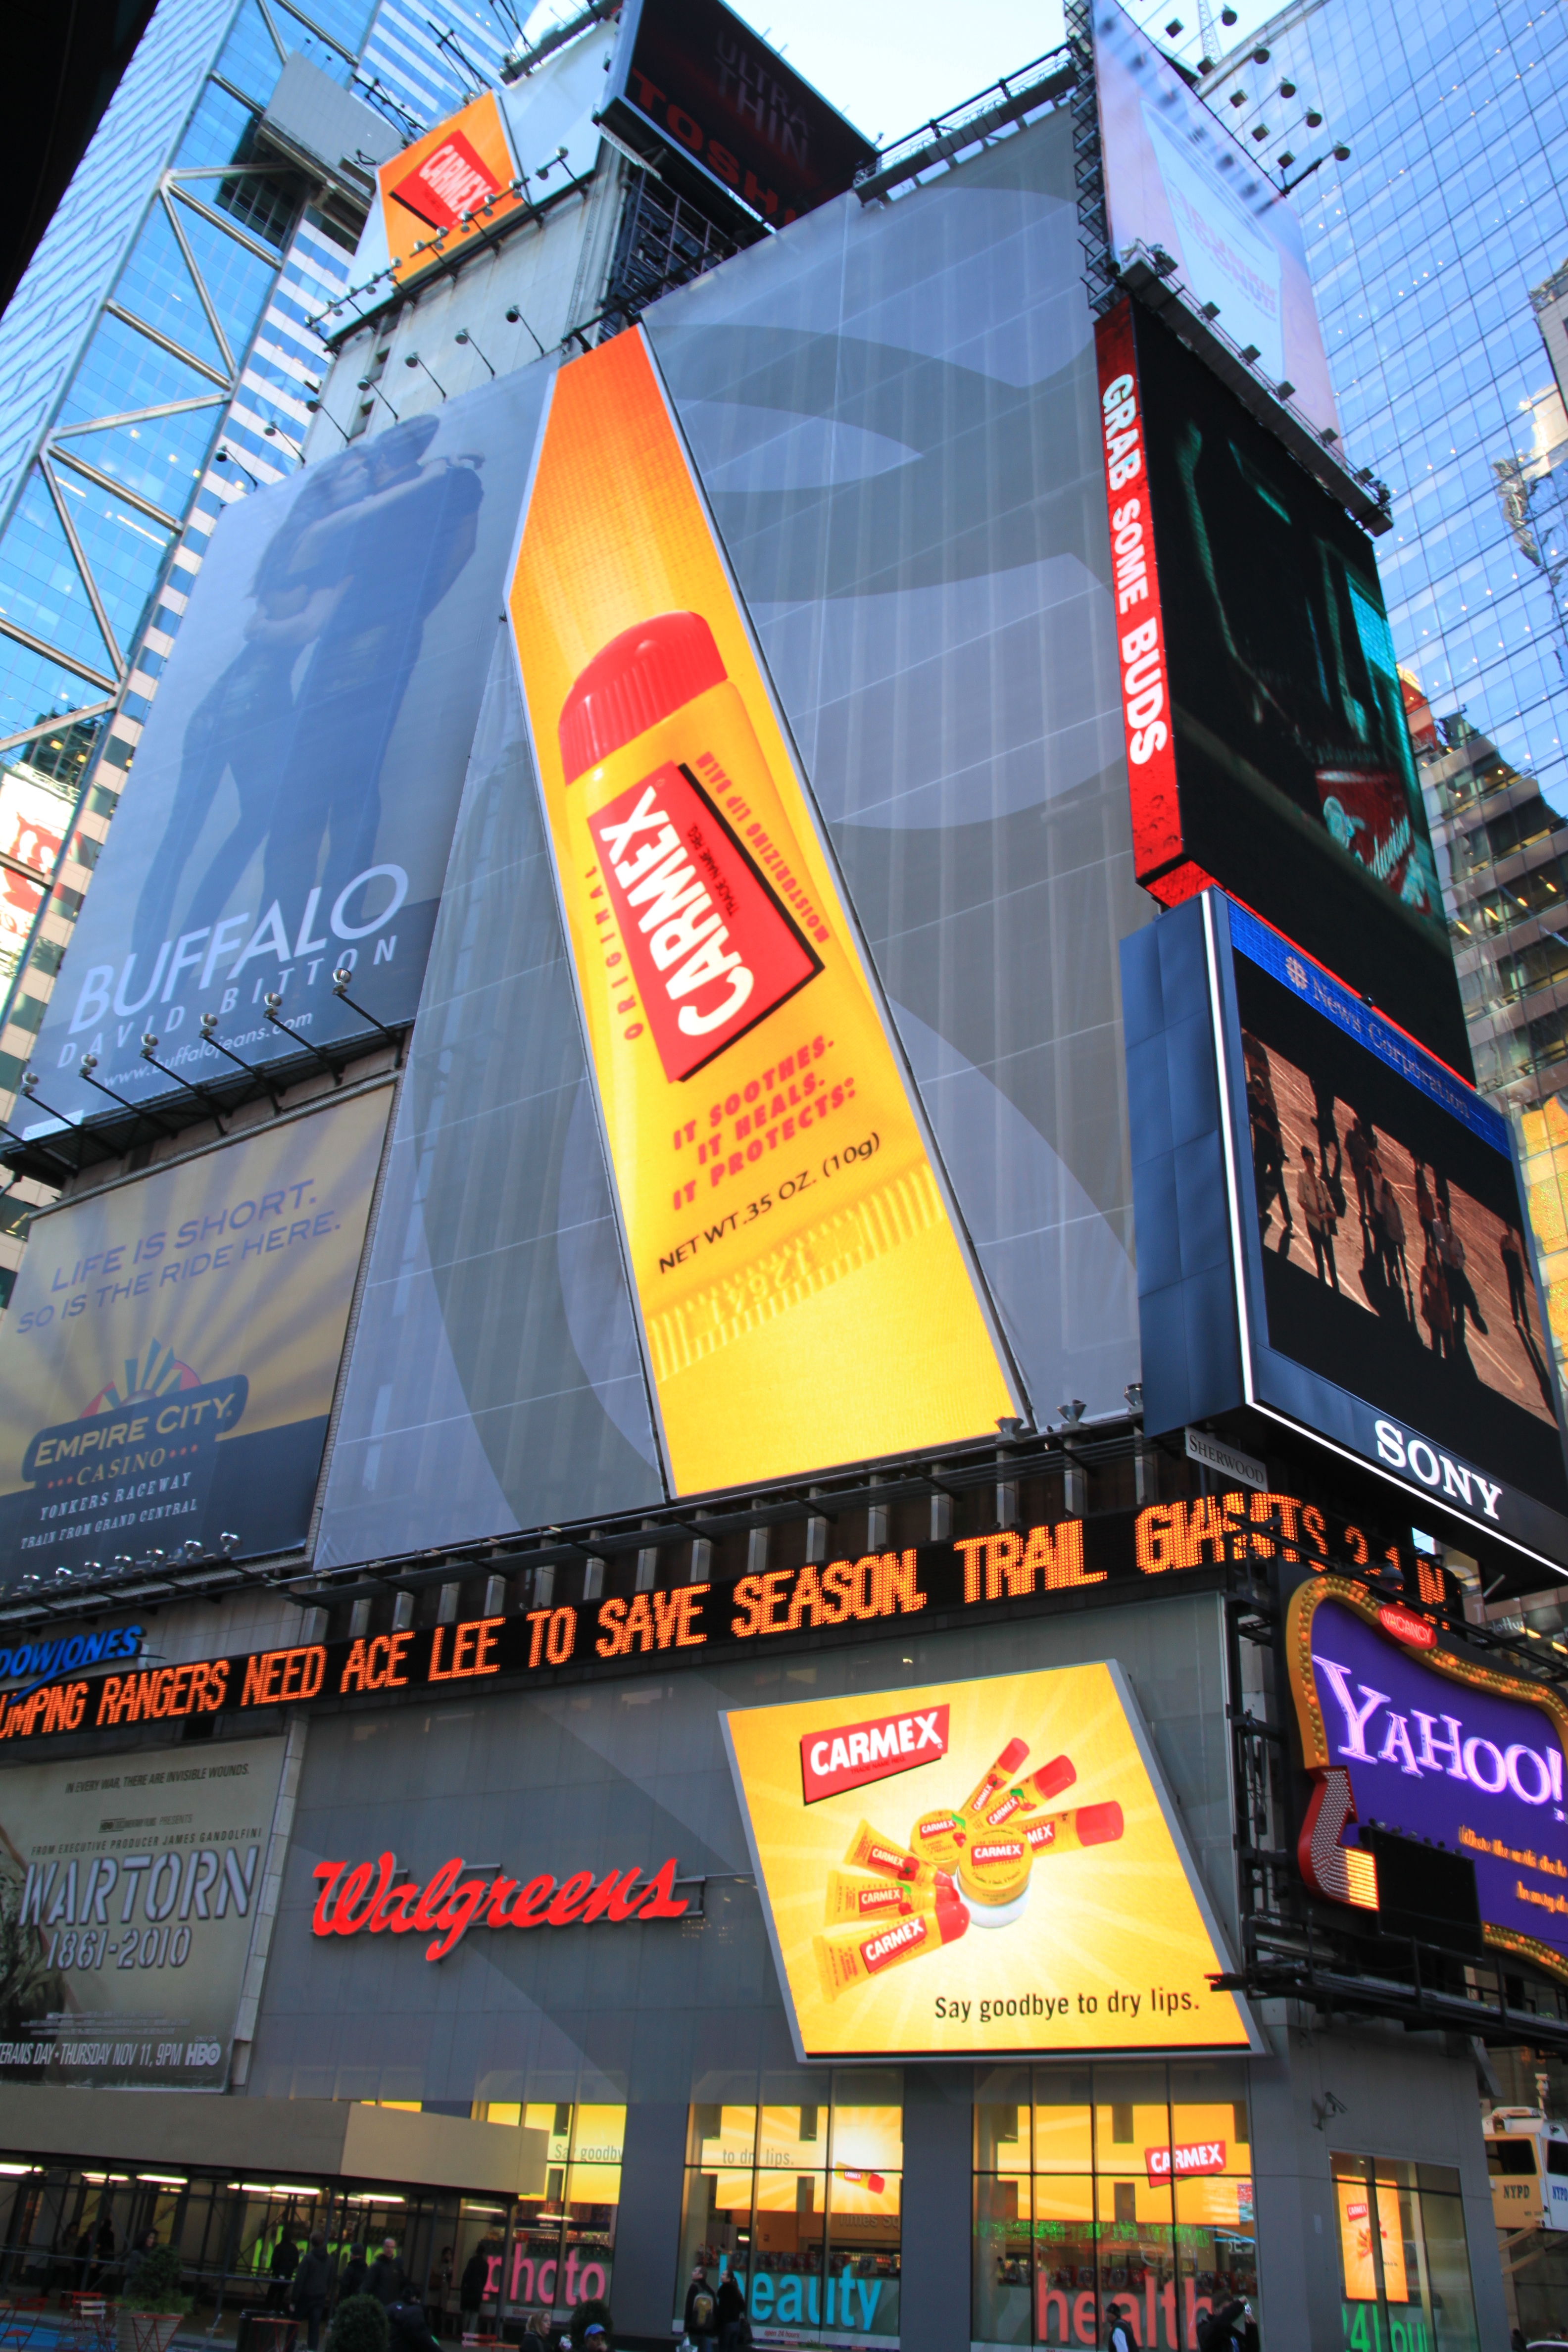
[328,2296,390,2352]
[117,2243,192,2352]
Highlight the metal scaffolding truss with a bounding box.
[0,167,294,765]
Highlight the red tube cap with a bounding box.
[1030,1755,1077,1803]
[996,1737,1029,1774]
[934,1881,970,1944]
[559,610,727,781]
[1077,1802,1124,1847]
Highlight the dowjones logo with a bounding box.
[1372,1418,1503,1520]
[799,1703,950,1804]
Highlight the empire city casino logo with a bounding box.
[20,1341,247,1526]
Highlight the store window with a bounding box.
[678,2074,901,2346]
[464,2104,625,2329]
[1331,2154,1478,2352]
[975,2062,1255,2351]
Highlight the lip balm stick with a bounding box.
[843,1820,940,1887]
[823,1871,941,1923]
[814,1880,969,2001]
[984,1756,1077,1828]
[1022,1801,1124,1855]
[960,1737,1029,1821]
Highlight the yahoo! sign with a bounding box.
[1287,1579,1568,1973]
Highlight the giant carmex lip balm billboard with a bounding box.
[504,327,1022,1496]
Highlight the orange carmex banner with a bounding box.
[507,327,1018,1494]
[379,92,522,286]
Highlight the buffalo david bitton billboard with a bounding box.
[722,1664,1253,2059]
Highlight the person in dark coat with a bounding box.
[340,2245,369,2303]
[369,2242,410,2308]
[714,2270,744,2352]
[684,2265,717,2352]
[268,2236,300,2313]
[1199,2298,1259,2352]
[123,2233,156,2294]
[89,2216,116,2290]
[459,2245,493,2335]
[387,2303,441,2352]
[291,2232,337,2351]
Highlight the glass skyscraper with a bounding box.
[1203,0,1568,1379]
[0,0,513,1296]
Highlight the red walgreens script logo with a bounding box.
[391,130,499,230]
[1145,2140,1226,2187]
[593,761,821,1081]
[800,1704,950,1804]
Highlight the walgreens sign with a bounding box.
[311,1852,689,1961]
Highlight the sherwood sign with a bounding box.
[2,1489,1442,1748]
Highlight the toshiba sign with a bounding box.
[800,1704,950,1803]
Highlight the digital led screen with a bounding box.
[1092,0,1339,440]
[1287,1575,1568,1981]
[0,1089,389,1585]
[1099,300,1468,1076]
[1232,927,1562,1508]
[1123,892,1568,1566]
[723,1663,1253,2059]
[601,0,875,230]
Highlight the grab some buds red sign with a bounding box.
[311,1851,689,1961]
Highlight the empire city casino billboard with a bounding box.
[0,1090,388,1585]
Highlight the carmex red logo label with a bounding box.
[863,1914,932,1972]
[390,129,499,231]
[592,757,822,1081]
[800,1703,950,1804]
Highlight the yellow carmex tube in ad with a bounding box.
[508,326,1017,1494]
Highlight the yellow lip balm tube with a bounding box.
[843,1819,942,1887]
[960,1737,1030,1821]
[814,1879,970,2001]
[982,1755,1078,1828]
[1022,1801,1125,1856]
[823,1870,941,1924]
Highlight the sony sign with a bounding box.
[1372,1417,1503,1520]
